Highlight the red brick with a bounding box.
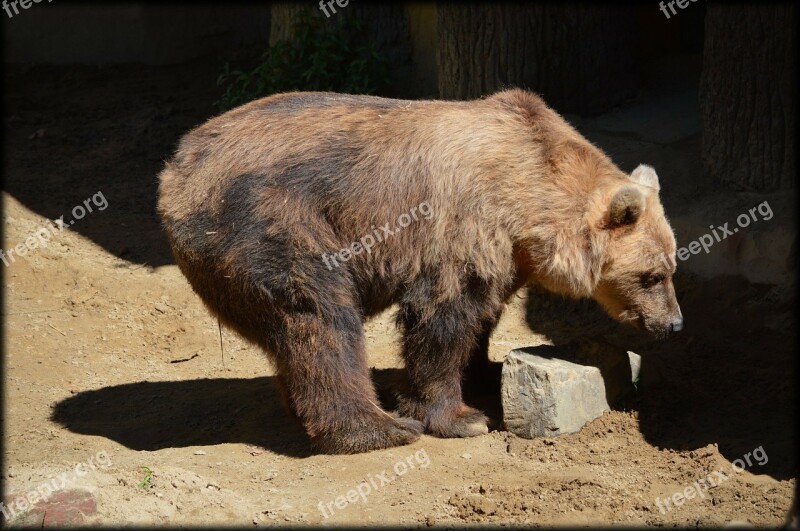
[33,489,97,527]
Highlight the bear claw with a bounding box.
[394,416,425,434]
[465,420,490,435]
[425,408,490,438]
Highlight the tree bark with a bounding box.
[700,3,797,191]
[269,2,306,45]
[436,3,639,115]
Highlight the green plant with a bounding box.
[138,466,153,489]
[216,10,391,111]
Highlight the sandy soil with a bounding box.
[2,62,796,526]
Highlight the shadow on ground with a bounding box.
[51,375,312,457]
[522,274,796,481]
[50,364,509,458]
[49,368,434,458]
[3,63,223,267]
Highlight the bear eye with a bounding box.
[641,273,665,288]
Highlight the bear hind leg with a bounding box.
[274,306,422,454]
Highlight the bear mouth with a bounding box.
[640,317,673,339]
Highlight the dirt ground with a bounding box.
[2,62,796,526]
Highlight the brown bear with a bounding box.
[157,89,683,454]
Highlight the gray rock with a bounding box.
[551,341,640,407]
[628,351,642,381]
[501,346,611,438]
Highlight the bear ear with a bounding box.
[607,185,645,228]
[630,164,660,192]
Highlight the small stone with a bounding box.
[194,450,207,455]
[461,453,472,459]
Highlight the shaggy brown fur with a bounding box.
[157,89,682,454]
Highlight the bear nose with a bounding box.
[670,318,684,333]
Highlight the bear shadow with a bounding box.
[521,276,796,481]
[50,376,313,457]
[51,368,408,458]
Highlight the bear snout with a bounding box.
[640,312,684,339]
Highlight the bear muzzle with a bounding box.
[669,317,684,334]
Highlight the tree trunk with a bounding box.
[436,3,639,115]
[269,2,306,45]
[700,3,797,191]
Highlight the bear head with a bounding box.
[591,164,684,338]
